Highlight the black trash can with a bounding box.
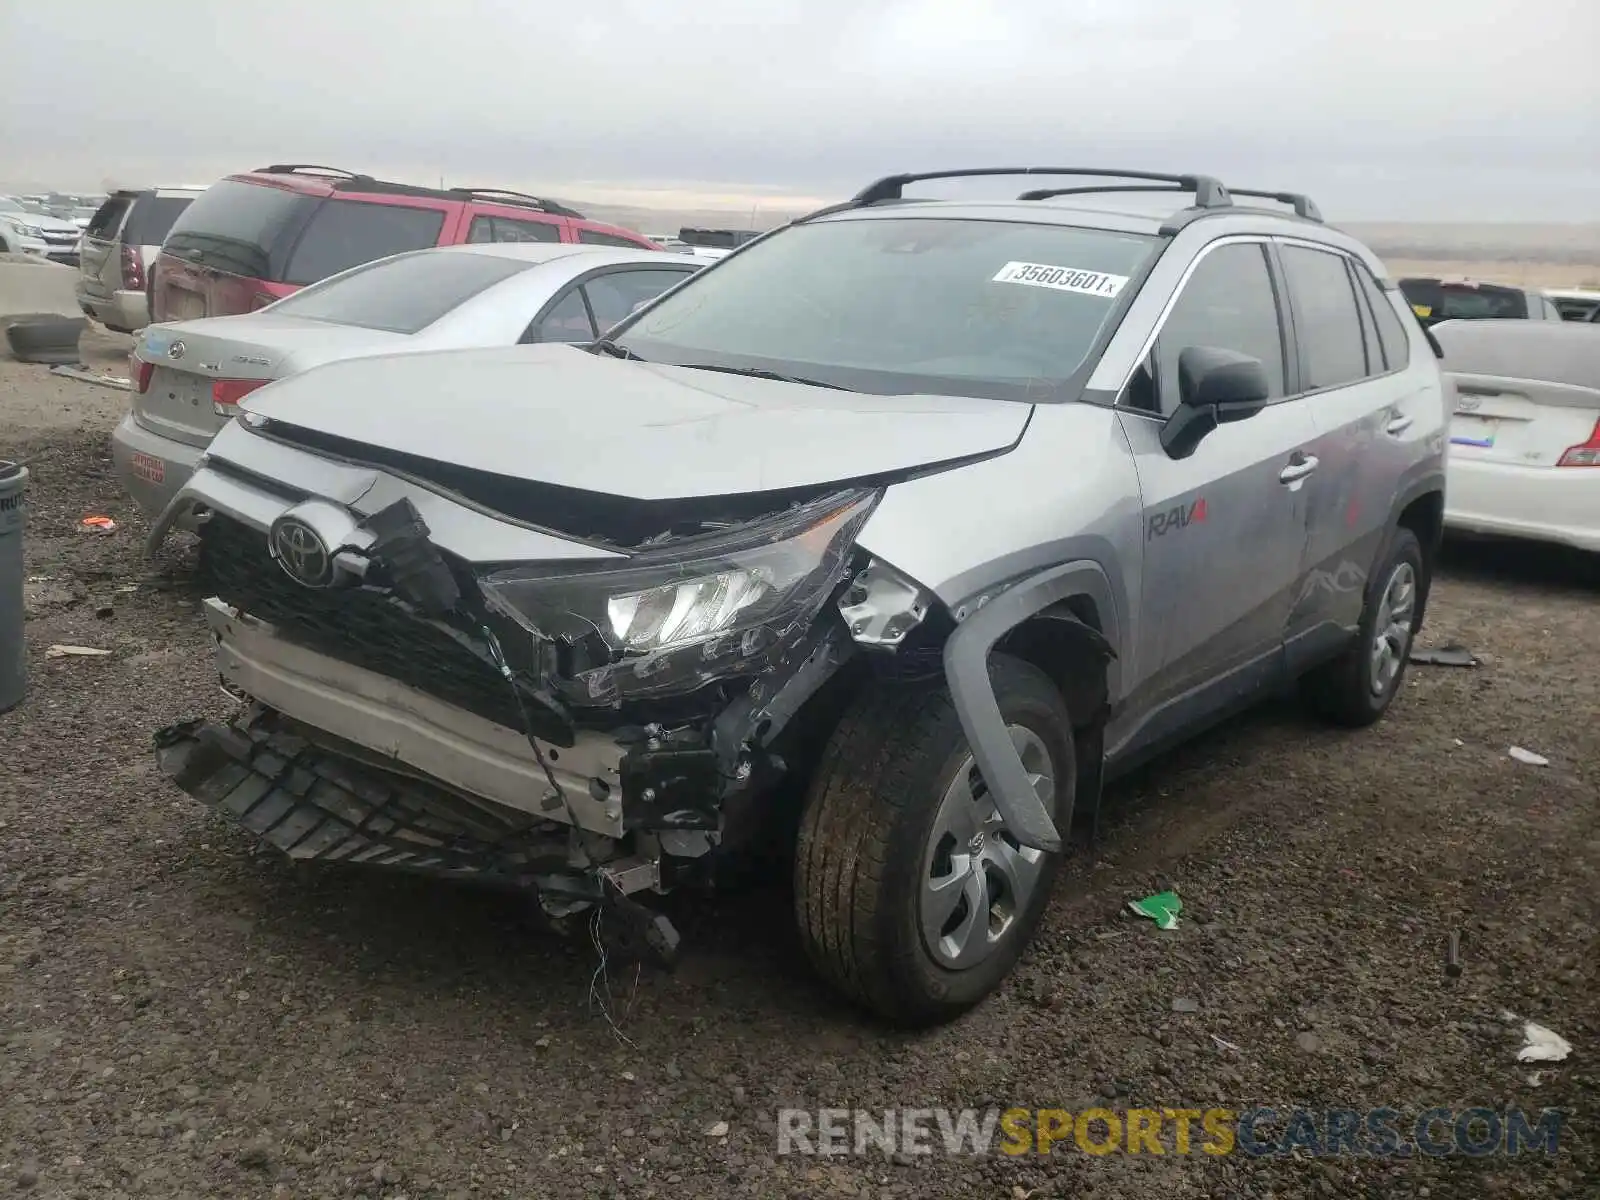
[0,460,27,713]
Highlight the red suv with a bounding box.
[151,165,660,322]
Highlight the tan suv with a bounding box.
[76,186,205,333]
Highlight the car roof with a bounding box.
[804,197,1385,267]
[112,185,208,200]
[785,167,1403,271]
[222,169,587,220]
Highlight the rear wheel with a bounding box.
[794,654,1074,1026]
[1303,526,1425,726]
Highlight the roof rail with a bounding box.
[450,187,584,218]
[1227,188,1323,222]
[1018,184,1199,202]
[254,164,361,179]
[848,167,1233,209]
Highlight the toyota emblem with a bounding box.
[269,516,334,588]
[167,339,186,360]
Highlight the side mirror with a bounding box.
[1159,346,1271,459]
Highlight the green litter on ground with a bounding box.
[1128,890,1182,930]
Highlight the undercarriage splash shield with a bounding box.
[153,708,571,880]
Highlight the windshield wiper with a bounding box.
[589,338,645,361]
[675,362,850,390]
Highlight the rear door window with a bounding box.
[266,250,533,333]
[122,196,195,247]
[85,196,131,240]
[282,200,448,286]
[1281,245,1369,390]
[466,214,562,244]
[583,268,698,330]
[163,179,320,281]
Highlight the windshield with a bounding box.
[267,249,533,333]
[0,198,22,214]
[611,216,1158,400]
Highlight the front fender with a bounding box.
[942,559,1119,853]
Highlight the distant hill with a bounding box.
[570,196,1600,270]
[1341,222,1600,266]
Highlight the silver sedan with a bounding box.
[113,242,703,525]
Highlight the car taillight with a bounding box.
[120,246,144,291]
[1556,417,1600,467]
[211,378,268,415]
[132,355,153,394]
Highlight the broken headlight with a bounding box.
[478,490,878,702]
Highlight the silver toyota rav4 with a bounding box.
[151,168,1447,1026]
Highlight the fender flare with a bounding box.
[1385,468,1447,553]
[1372,467,1446,605]
[942,559,1121,853]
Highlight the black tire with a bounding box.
[1303,526,1426,727]
[794,654,1075,1026]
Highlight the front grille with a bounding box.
[199,515,566,741]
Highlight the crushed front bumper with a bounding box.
[197,597,627,836]
[159,599,721,952]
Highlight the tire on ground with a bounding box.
[794,653,1075,1026]
[1303,525,1426,727]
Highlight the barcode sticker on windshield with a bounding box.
[992,262,1128,298]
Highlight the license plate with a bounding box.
[171,291,206,320]
[130,452,165,484]
[1450,415,1498,448]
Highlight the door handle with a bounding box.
[1279,454,1319,484]
[1386,414,1414,436]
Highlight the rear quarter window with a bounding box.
[282,200,448,286]
[1352,266,1411,370]
[266,249,532,334]
[85,196,131,239]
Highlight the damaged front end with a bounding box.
[155,422,885,965]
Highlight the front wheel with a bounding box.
[1303,526,1426,727]
[794,654,1075,1026]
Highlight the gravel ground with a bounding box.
[2,345,1595,1199]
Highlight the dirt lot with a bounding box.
[1,339,1595,1200]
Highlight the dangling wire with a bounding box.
[478,623,580,830]
[479,621,639,1042]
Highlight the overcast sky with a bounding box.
[4,0,1597,221]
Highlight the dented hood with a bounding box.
[240,343,1031,500]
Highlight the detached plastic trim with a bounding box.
[942,559,1119,853]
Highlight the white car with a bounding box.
[0,195,83,263]
[1435,317,1600,552]
[1545,287,1600,323]
[115,241,703,527]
